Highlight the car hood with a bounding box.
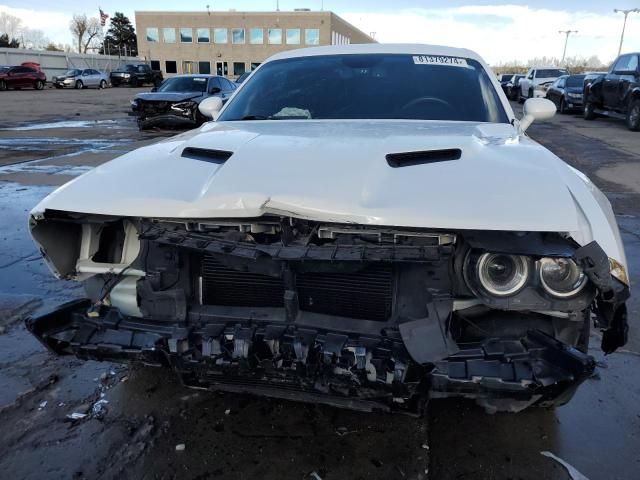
[30,120,626,263]
[135,92,205,102]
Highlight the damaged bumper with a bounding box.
[27,299,596,414]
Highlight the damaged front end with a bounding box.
[131,99,201,130]
[27,213,630,413]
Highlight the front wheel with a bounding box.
[0,80,6,91]
[34,80,44,90]
[99,80,107,89]
[130,78,138,88]
[559,98,567,114]
[75,80,83,89]
[528,88,534,99]
[584,101,597,120]
[626,98,640,131]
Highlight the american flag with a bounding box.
[99,8,109,27]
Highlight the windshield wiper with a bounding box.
[240,115,269,120]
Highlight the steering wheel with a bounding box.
[398,96,456,116]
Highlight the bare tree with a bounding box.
[21,28,50,49]
[69,14,89,53]
[0,12,22,39]
[83,18,102,53]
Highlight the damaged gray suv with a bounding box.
[27,44,630,414]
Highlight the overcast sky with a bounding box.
[2,1,640,64]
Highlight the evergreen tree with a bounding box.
[0,33,20,48]
[100,12,137,56]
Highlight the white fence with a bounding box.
[0,48,140,81]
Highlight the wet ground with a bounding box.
[0,88,638,479]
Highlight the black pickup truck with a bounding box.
[584,52,640,131]
[110,64,163,87]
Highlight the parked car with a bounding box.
[545,74,586,113]
[130,74,237,130]
[53,68,109,89]
[519,67,569,102]
[0,64,46,91]
[504,74,525,100]
[584,52,640,131]
[110,63,163,87]
[27,44,629,415]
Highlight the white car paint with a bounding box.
[519,67,568,99]
[30,44,628,274]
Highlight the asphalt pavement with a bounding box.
[0,88,638,480]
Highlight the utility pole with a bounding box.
[558,30,578,63]
[276,0,279,11]
[614,8,639,56]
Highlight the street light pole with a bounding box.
[614,8,640,56]
[558,30,578,63]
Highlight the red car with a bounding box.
[0,63,47,91]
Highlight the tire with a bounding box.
[528,88,534,99]
[0,80,6,91]
[518,89,525,104]
[584,101,597,120]
[626,98,640,131]
[100,80,107,89]
[34,80,44,90]
[559,98,566,114]
[131,78,138,88]
[75,80,83,89]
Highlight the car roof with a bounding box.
[268,43,482,62]
[166,74,223,78]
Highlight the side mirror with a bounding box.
[209,86,221,94]
[519,98,556,133]
[199,96,224,120]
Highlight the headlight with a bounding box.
[568,93,581,98]
[476,253,530,296]
[539,258,587,297]
[124,73,130,78]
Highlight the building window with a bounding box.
[165,60,177,74]
[251,62,261,71]
[215,61,228,76]
[146,28,159,42]
[182,61,196,74]
[199,61,211,74]
[268,28,282,44]
[150,60,160,71]
[305,28,319,45]
[180,28,193,43]
[232,28,245,44]
[197,28,210,43]
[214,28,228,44]
[162,28,176,43]
[250,28,263,44]
[286,28,300,44]
[233,62,246,76]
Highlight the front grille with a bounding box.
[140,101,171,115]
[202,256,284,307]
[201,256,393,321]
[297,266,393,321]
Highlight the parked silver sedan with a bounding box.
[53,68,109,89]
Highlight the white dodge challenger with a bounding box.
[27,44,630,413]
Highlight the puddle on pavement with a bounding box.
[0,163,94,176]
[0,137,130,151]
[0,119,127,131]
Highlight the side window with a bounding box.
[628,55,639,72]
[558,78,565,88]
[528,70,534,79]
[613,55,629,73]
[223,78,236,90]
[209,77,222,92]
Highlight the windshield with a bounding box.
[219,54,508,123]
[566,75,585,87]
[65,69,81,77]
[537,69,568,78]
[157,76,209,93]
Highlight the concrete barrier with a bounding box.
[0,48,140,82]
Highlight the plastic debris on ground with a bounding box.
[175,443,186,451]
[541,451,591,480]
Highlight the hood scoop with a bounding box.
[386,148,461,168]
[182,147,233,164]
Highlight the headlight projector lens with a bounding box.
[477,253,530,296]
[539,258,587,297]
